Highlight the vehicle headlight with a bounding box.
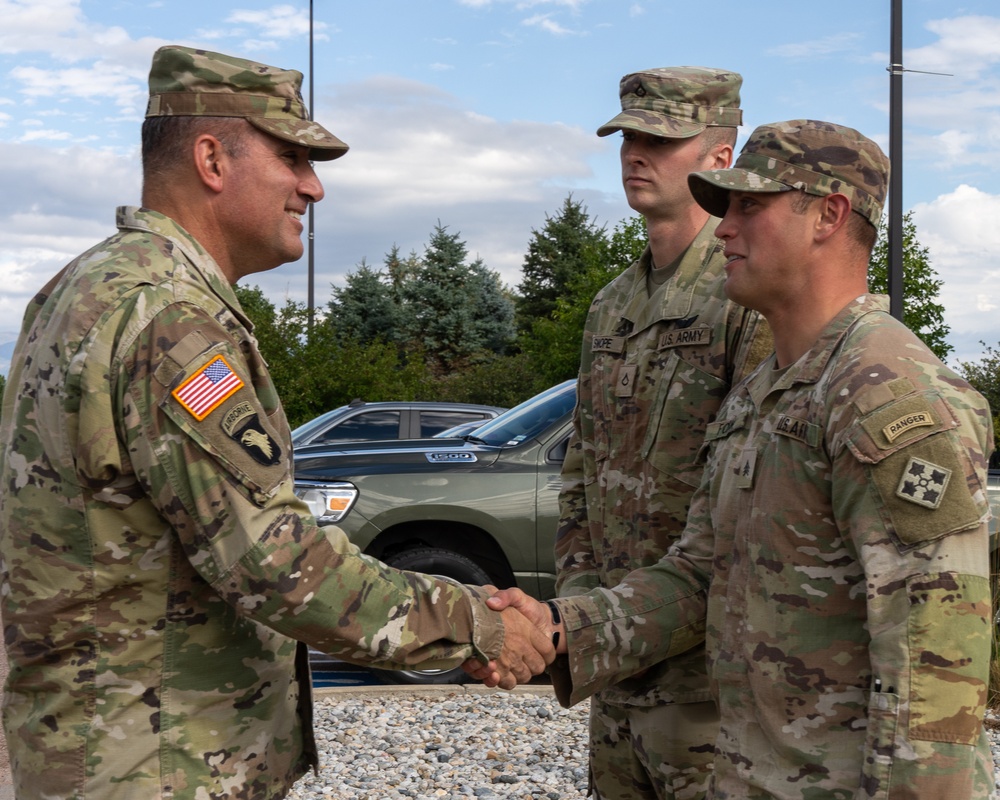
[294,482,358,524]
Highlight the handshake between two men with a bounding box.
[465,588,564,689]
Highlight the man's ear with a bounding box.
[815,193,852,242]
[192,134,226,193]
[713,142,734,171]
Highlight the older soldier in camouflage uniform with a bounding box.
[553,67,767,800]
[0,45,552,800]
[481,120,996,797]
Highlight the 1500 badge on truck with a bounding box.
[293,380,576,685]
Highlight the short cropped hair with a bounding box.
[141,116,250,182]
[697,125,738,159]
[789,190,878,255]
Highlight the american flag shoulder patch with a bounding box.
[172,355,245,421]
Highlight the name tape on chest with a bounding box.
[659,325,712,350]
[592,335,625,354]
[172,355,244,421]
[773,414,821,446]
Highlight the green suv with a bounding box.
[293,380,575,684]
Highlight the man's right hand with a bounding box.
[463,588,564,689]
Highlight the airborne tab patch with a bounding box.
[172,355,244,421]
[221,401,282,466]
[896,456,951,510]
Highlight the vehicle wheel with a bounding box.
[372,547,493,686]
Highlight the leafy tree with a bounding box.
[956,341,1000,468]
[515,195,608,333]
[436,352,545,409]
[235,284,432,429]
[522,215,646,386]
[0,372,5,409]
[868,212,951,361]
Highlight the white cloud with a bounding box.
[0,0,87,56]
[318,76,600,210]
[456,0,587,7]
[226,4,326,40]
[522,13,578,36]
[766,32,863,59]
[11,63,145,109]
[20,129,74,142]
[0,143,139,327]
[911,185,1000,361]
[907,15,1000,78]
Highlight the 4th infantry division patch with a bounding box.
[896,456,951,510]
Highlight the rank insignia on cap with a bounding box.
[896,456,951,509]
[172,355,244,421]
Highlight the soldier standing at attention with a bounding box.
[552,67,767,799]
[480,120,996,798]
[0,45,552,800]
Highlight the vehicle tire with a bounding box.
[371,546,493,686]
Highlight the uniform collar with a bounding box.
[116,206,256,332]
[746,293,890,407]
[618,220,725,331]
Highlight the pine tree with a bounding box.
[326,258,402,346]
[401,223,479,374]
[515,194,608,333]
[467,257,516,356]
[521,215,646,385]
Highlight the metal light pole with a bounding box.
[886,1,951,322]
[887,0,903,321]
[307,0,316,330]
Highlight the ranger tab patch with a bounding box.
[896,456,951,509]
[172,355,244,421]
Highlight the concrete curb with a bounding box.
[314,681,556,699]
[0,643,10,800]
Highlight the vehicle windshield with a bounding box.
[290,406,347,444]
[468,380,576,447]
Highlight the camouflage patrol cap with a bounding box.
[145,45,348,161]
[596,66,743,139]
[687,119,889,227]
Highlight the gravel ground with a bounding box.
[287,687,589,800]
[289,688,1000,800]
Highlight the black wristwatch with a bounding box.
[545,600,561,648]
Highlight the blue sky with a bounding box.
[2,0,999,374]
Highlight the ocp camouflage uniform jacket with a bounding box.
[552,224,766,707]
[0,207,504,800]
[552,294,996,798]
